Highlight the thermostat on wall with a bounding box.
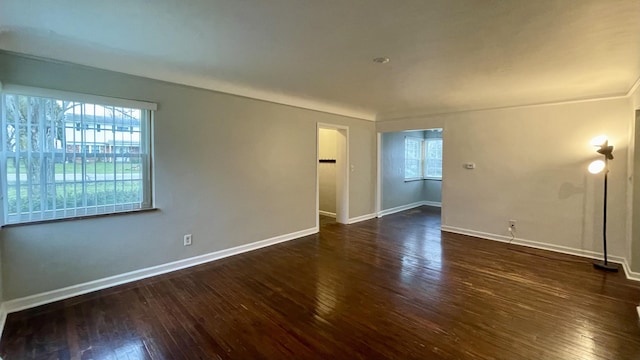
[464,162,476,169]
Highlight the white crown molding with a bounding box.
[377,76,640,122]
[0,50,376,121]
[626,76,640,97]
[377,92,632,122]
[2,226,318,314]
[3,50,638,124]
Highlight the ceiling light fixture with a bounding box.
[373,57,390,64]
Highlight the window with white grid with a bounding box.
[404,137,423,180]
[424,138,443,179]
[1,87,154,224]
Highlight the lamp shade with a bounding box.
[590,135,608,147]
[588,160,606,174]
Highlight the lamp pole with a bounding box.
[594,144,618,272]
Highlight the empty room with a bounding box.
[0,1,639,359]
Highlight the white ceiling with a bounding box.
[1,0,639,120]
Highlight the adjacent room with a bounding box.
[380,128,443,216]
[0,1,639,359]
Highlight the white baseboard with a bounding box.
[378,201,425,217]
[440,225,637,282]
[318,210,336,218]
[378,201,441,217]
[3,226,318,314]
[620,260,640,282]
[423,201,442,208]
[348,213,377,224]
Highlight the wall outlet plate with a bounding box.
[184,234,192,246]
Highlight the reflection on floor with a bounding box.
[2,206,639,359]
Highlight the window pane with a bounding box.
[424,139,443,178]
[405,137,423,179]
[1,93,152,224]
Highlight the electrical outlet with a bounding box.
[183,234,192,246]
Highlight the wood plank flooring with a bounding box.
[1,206,639,359]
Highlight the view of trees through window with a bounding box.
[1,93,151,223]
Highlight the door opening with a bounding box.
[378,128,443,218]
[317,124,349,226]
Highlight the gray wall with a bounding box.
[381,131,424,209]
[381,130,442,210]
[0,52,376,300]
[377,97,631,261]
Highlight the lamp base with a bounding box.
[593,261,619,272]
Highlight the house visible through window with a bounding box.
[404,130,443,180]
[0,87,155,224]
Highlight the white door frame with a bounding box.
[376,132,382,217]
[317,123,350,226]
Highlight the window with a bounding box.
[404,136,443,181]
[424,138,443,179]
[0,85,156,224]
[404,137,423,180]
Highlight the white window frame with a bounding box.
[0,83,156,225]
[423,138,443,180]
[404,136,443,181]
[404,137,424,181]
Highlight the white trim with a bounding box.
[318,210,336,218]
[0,83,158,111]
[2,226,318,314]
[620,259,640,282]
[440,225,639,282]
[0,303,6,340]
[348,213,377,224]
[317,123,350,225]
[376,132,382,215]
[627,76,640,97]
[379,201,425,217]
[378,201,441,217]
[377,92,631,121]
[440,225,618,260]
[423,201,442,208]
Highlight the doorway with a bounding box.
[317,123,349,226]
[377,128,443,217]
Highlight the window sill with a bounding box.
[404,177,442,183]
[1,207,159,228]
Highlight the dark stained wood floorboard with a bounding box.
[2,206,640,359]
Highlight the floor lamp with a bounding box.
[588,135,619,272]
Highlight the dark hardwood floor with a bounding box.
[2,206,639,359]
